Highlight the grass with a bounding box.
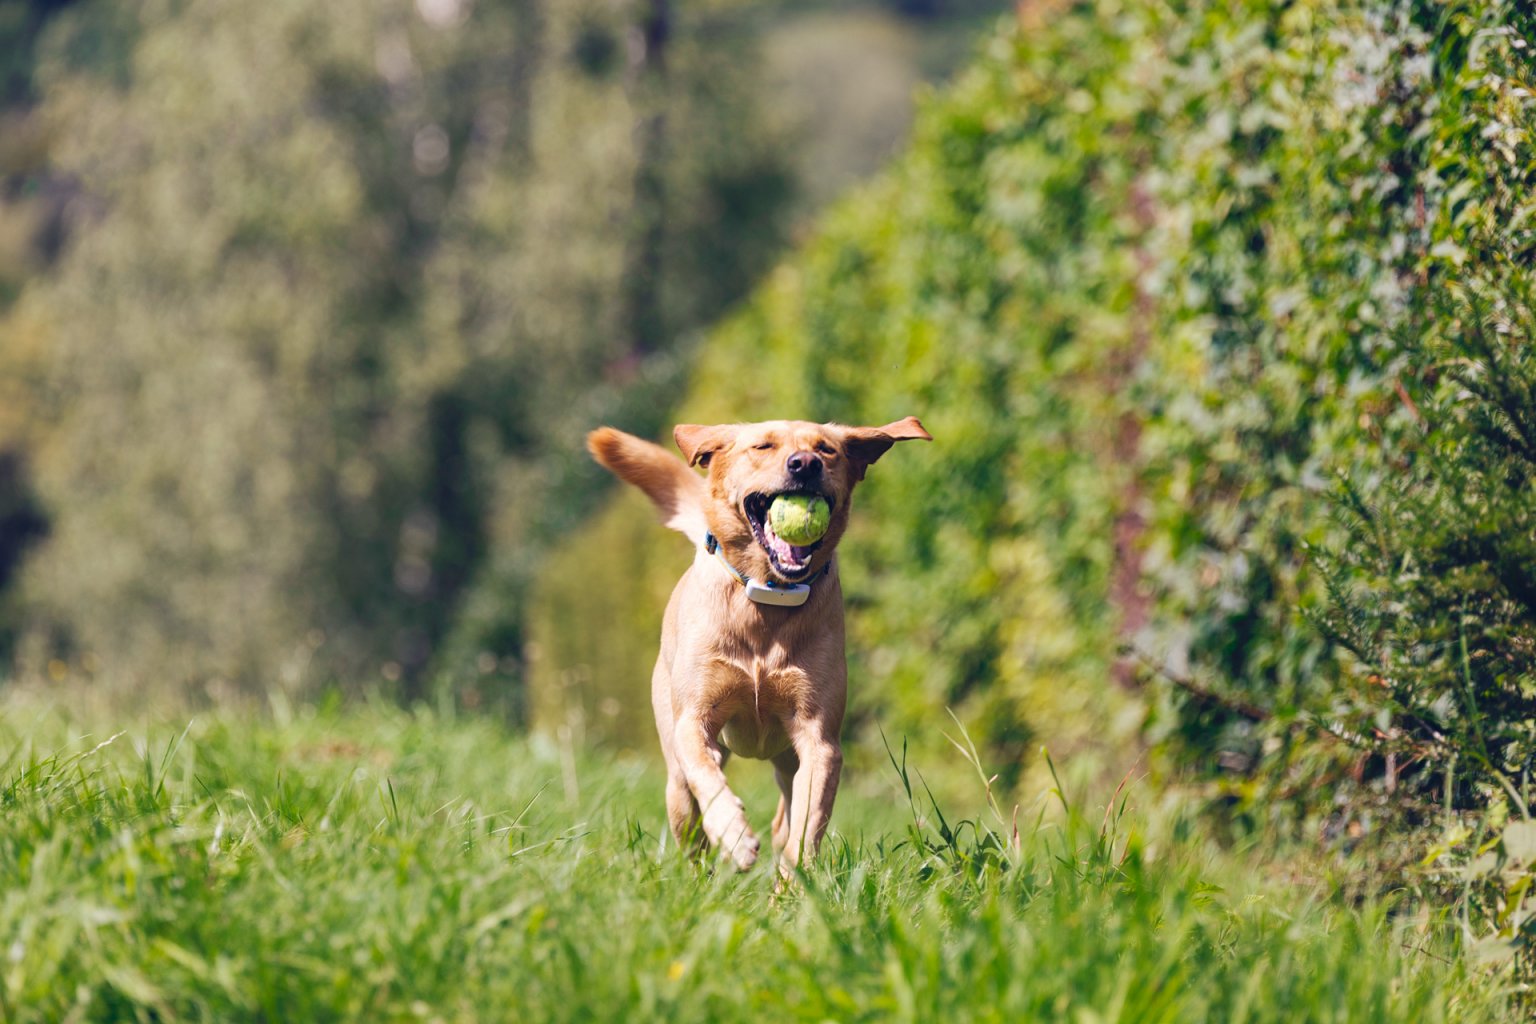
[0,695,1514,1022]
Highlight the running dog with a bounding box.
[586,416,931,873]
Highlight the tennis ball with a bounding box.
[768,493,830,545]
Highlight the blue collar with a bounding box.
[704,532,830,607]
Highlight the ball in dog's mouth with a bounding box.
[743,491,831,580]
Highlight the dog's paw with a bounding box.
[719,826,760,871]
[702,795,758,870]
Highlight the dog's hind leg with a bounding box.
[770,748,798,859]
[665,772,705,855]
[653,658,708,856]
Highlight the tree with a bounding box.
[11,0,795,704]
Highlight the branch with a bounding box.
[1128,647,1271,722]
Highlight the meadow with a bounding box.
[3,2,1535,1017]
[0,695,1511,1022]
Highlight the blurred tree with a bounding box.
[8,0,796,705]
[622,0,670,360]
[0,0,87,668]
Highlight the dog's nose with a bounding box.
[786,451,822,480]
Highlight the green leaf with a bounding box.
[1502,820,1536,863]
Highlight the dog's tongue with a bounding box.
[764,524,813,570]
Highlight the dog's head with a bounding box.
[674,417,931,584]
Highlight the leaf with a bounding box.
[1502,820,1536,863]
[1468,934,1517,967]
[1466,851,1500,878]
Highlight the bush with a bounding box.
[536,0,1536,864]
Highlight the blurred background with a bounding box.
[0,0,1008,727]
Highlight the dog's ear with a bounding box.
[840,416,932,480]
[674,423,737,468]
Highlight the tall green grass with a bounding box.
[0,697,1512,1021]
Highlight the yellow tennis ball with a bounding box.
[768,493,830,545]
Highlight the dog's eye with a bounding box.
[815,442,837,457]
[753,442,774,451]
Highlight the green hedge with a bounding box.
[536,0,1535,847]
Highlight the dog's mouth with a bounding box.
[742,491,832,581]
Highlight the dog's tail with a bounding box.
[587,427,709,547]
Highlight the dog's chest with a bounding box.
[711,653,808,760]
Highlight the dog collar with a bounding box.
[704,532,829,608]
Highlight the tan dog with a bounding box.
[587,417,931,873]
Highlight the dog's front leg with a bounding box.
[780,723,843,876]
[673,715,760,870]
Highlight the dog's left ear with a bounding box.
[674,423,738,469]
[841,416,932,480]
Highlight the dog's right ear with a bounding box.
[674,424,736,468]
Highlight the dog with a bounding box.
[586,416,931,873]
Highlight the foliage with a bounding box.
[533,0,1536,866]
[0,0,1009,705]
[1304,1,1536,973]
[0,695,1511,1022]
[2,0,798,700]
[534,9,1148,775]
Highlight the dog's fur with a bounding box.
[587,417,930,873]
